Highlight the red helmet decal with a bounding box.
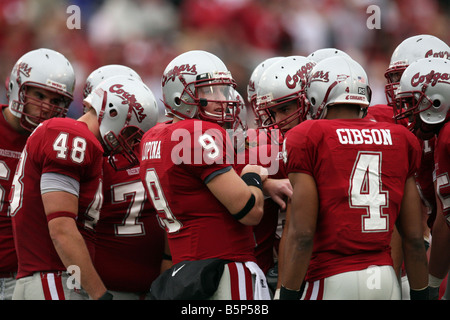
[18,62,32,78]
[411,70,450,87]
[109,84,147,122]
[310,70,330,83]
[162,64,197,87]
[424,49,450,59]
[286,62,316,89]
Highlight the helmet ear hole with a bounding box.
[432,99,441,108]
[174,96,181,106]
[310,97,316,105]
[108,103,118,117]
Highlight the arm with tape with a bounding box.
[206,164,267,226]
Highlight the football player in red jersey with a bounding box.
[82,65,168,299]
[394,57,450,300]
[225,86,293,299]
[251,55,315,297]
[384,34,449,217]
[9,75,158,300]
[95,149,169,300]
[140,50,271,300]
[0,48,75,300]
[365,36,449,297]
[280,56,428,300]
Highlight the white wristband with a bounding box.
[428,274,444,288]
[273,288,280,300]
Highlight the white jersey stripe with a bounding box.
[235,262,247,300]
[46,273,60,300]
[310,280,320,300]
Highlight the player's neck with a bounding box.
[78,110,101,139]
[325,105,361,120]
[172,116,182,123]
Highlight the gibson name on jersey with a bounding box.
[336,128,393,145]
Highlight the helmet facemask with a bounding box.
[104,125,144,171]
[249,94,260,128]
[225,101,247,154]
[395,84,440,134]
[174,71,239,125]
[256,93,306,134]
[384,65,406,108]
[13,83,71,132]
[222,97,245,131]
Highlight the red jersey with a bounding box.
[284,118,421,281]
[228,127,286,273]
[434,121,450,227]
[365,104,409,127]
[234,128,284,176]
[246,130,287,273]
[139,119,256,265]
[245,129,287,178]
[94,158,164,292]
[416,136,437,227]
[365,104,396,123]
[10,118,104,279]
[0,105,28,274]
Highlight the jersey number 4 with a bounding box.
[349,151,389,232]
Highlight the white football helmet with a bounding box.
[255,56,315,132]
[228,88,247,132]
[385,34,450,107]
[84,75,158,170]
[8,48,75,131]
[395,58,450,131]
[83,64,142,99]
[226,88,248,153]
[161,50,238,125]
[247,56,284,126]
[306,56,371,119]
[307,48,351,63]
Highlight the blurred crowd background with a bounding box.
[0,0,449,120]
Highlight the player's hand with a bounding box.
[262,178,293,210]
